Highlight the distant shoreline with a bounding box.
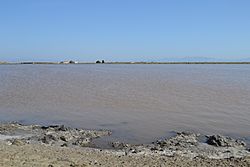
[1,61,250,65]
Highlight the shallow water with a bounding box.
[0,64,250,144]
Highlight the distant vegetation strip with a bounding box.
[1,61,250,65]
[106,62,250,64]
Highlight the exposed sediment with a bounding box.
[112,132,249,159]
[0,122,249,167]
[0,122,111,148]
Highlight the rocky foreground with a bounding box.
[0,122,250,167]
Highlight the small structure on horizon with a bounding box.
[96,60,105,64]
[60,60,78,64]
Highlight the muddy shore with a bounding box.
[0,122,249,167]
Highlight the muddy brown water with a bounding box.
[0,64,249,145]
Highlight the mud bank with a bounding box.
[0,122,111,148]
[0,122,249,167]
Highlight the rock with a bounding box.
[156,139,167,147]
[206,135,246,147]
[41,125,68,131]
[60,136,67,142]
[41,126,49,130]
[40,134,58,144]
[57,125,68,131]
[150,146,161,151]
[111,142,130,149]
[156,132,198,148]
[130,149,137,153]
[73,138,91,147]
[61,143,68,147]
[10,139,26,146]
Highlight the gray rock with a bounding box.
[40,134,58,144]
[10,139,26,146]
[156,132,199,148]
[60,136,67,142]
[73,138,91,147]
[206,135,246,147]
[111,141,130,149]
[61,143,68,147]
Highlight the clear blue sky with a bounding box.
[0,0,250,62]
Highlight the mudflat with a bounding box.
[0,122,249,167]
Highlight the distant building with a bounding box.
[69,60,77,64]
[96,60,105,64]
[60,60,78,64]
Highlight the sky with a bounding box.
[0,0,250,62]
